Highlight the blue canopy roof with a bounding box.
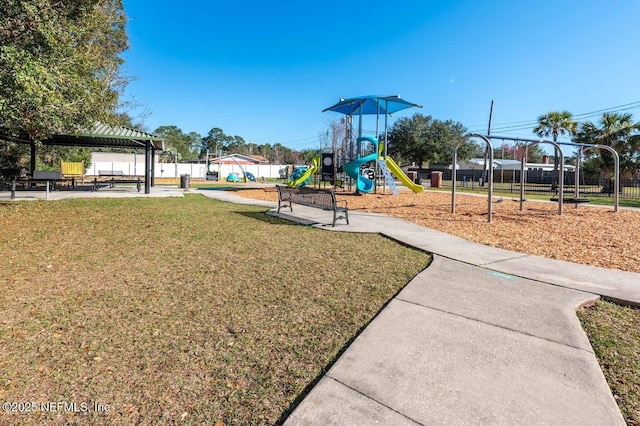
[322,95,422,116]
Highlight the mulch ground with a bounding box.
[235,188,640,273]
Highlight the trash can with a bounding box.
[180,174,190,189]
[407,171,417,184]
[431,171,443,188]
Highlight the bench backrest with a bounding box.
[277,185,336,205]
[61,162,84,177]
[98,170,124,176]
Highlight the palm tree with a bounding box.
[534,111,577,190]
[574,112,640,190]
[534,111,578,142]
[596,112,636,148]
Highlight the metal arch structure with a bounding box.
[515,138,619,213]
[518,139,564,215]
[452,134,620,221]
[452,134,494,222]
[573,143,620,212]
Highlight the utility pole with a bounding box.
[482,100,494,186]
[487,100,494,136]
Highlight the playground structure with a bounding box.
[226,172,256,182]
[451,134,620,222]
[287,95,425,194]
[288,157,319,187]
[288,135,424,195]
[206,152,257,183]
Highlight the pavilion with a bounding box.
[0,122,164,194]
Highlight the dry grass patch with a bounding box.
[0,195,429,425]
[235,188,640,272]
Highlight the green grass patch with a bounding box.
[578,300,640,425]
[0,195,430,425]
[585,197,640,209]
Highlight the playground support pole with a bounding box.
[586,145,620,212]
[520,153,525,211]
[575,148,582,202]
[610,147,620,213]
[453,134,493,223]
[519,140,563,215]
[228,155,249,182]
[383,99,388,194]
[358,99,363,140]
[559,147,564,216]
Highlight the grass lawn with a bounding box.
[578,301,640,425]
[0,195,430,425]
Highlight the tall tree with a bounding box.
[1,0,129,140]
[201,127,230,158]
[153,125,197,161]
[226,135,247,154]
[299,148,320,164]
[534,111,577,188]
[186,132,203,157]
[534,111,577,142]
[574,112,640,180]
[388,114,473,168]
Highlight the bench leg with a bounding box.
[332,209,349,226]
[277,199,293,214]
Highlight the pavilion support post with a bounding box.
[151,148,156,187]
[145,141,151,194]
[30,141,36,175]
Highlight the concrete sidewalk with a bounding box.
[0,185,185,200]
[196,189,637,426]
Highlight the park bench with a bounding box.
[276,184,349,227]
[95,170,142,192]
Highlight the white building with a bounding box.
[86,152,286,179]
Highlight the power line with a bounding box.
[572,100,640,119]
[467,100,640,134]
[265,101,640,150]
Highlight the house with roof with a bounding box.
[424,155,576,185]
[459,157,575,172]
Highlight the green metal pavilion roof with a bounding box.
[43,122,165,150]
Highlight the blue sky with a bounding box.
[121,0,640,153]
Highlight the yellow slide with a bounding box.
[385,156,424,193]
[289,157,319,187]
